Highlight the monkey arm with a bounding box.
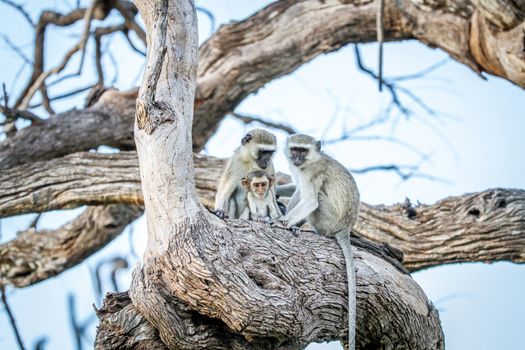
[287,188,301,211]
[239,206,250,220]
[268,192,281,219]
[214,173,238,211]
[283,187,318,227]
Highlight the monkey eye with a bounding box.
[259,150,274,156]
[290,147,308,153]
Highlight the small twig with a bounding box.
[1,285,27,350]
[389,59,448,82]
[0,0,35,27]
[354,45,410,115]
[29,84,95,108]
[19,41,82,109]
[67,293,83,350]
[109,257,129,292]
[28,213,42,229]
[76,0,97,76]
[114,0,146,46]
[377,0,385,91]
[196,6,216,34]
[0,33,32,64]
[230,112,297,134]
[32,337,49,350]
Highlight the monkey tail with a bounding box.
[335,230,356,350]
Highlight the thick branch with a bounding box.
[3,0,524,168]
[0,205,142,288]
[1,152,522,283]
[95,215,443,349]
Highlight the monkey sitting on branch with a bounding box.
[214,129,277,219]
[279,134,360,350]
[239,170,282,222]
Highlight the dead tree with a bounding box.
[97,0,438,348]
[0,0,524,348]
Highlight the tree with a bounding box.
[0,0,524,349]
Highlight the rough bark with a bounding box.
[95,224,443,350]
[3,0,524,170]
[94,1,443,349]
[0,205,142,288]
[0,149,522,288]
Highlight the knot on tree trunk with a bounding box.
[136,98,175,135]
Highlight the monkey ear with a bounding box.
[269,175,275,188]
[241,177,249,189]
[241,133,253,145]
[315,140,321,152]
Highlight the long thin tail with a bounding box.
[335,230,356,350]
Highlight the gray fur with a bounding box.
[215,129,276,218]
[282,133,359,350]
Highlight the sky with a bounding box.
[1,1,524,349]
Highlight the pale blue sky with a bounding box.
[1,1,524,349]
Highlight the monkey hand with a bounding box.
[214,209,227,220]
[278,216,289,227]
[290,225,301,236]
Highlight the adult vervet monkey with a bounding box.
[214,129,277,219]
[280,134,360,350]
[240,171,281,221]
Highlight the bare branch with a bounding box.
[1,285,26,350]
[377,0,385,91]
[229,111,297,134]
[0,33,32,64]
[0,204,142,288]
[0,0,34,28]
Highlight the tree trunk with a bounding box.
[90,1,444,349]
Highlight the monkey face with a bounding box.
[251,178,269,198]
[256,149,274,169]
[289,147,309,167]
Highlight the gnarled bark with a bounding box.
[94,1,444,349]
[96,223,443,350]
[0,149,523,288]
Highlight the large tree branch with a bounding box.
[0,204,142,288]
[95,227,443,349]
[1,151,522,283]
[3,0,524,169]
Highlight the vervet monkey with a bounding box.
[239,171,281,221]
[280,134,360,350]
[214,129,277,219]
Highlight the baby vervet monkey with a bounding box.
[214,129,277,219]
[280,134,360,350]
[239,171,281,221]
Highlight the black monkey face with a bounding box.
[257,149,274,169]
[289,147,309,167]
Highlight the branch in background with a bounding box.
[32,337,48,350]
[0,0,35,27]
[376,0,385,91]
[0,151,523,289]
[114,0,146,46]
[0,33,32,64]
[68,294,83,350]
[1,285,26,350]
[0,204,143,288]
[229,111,297,134]
[29,84,95,109]
[350,163,450,183]
[196,6,216,35]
